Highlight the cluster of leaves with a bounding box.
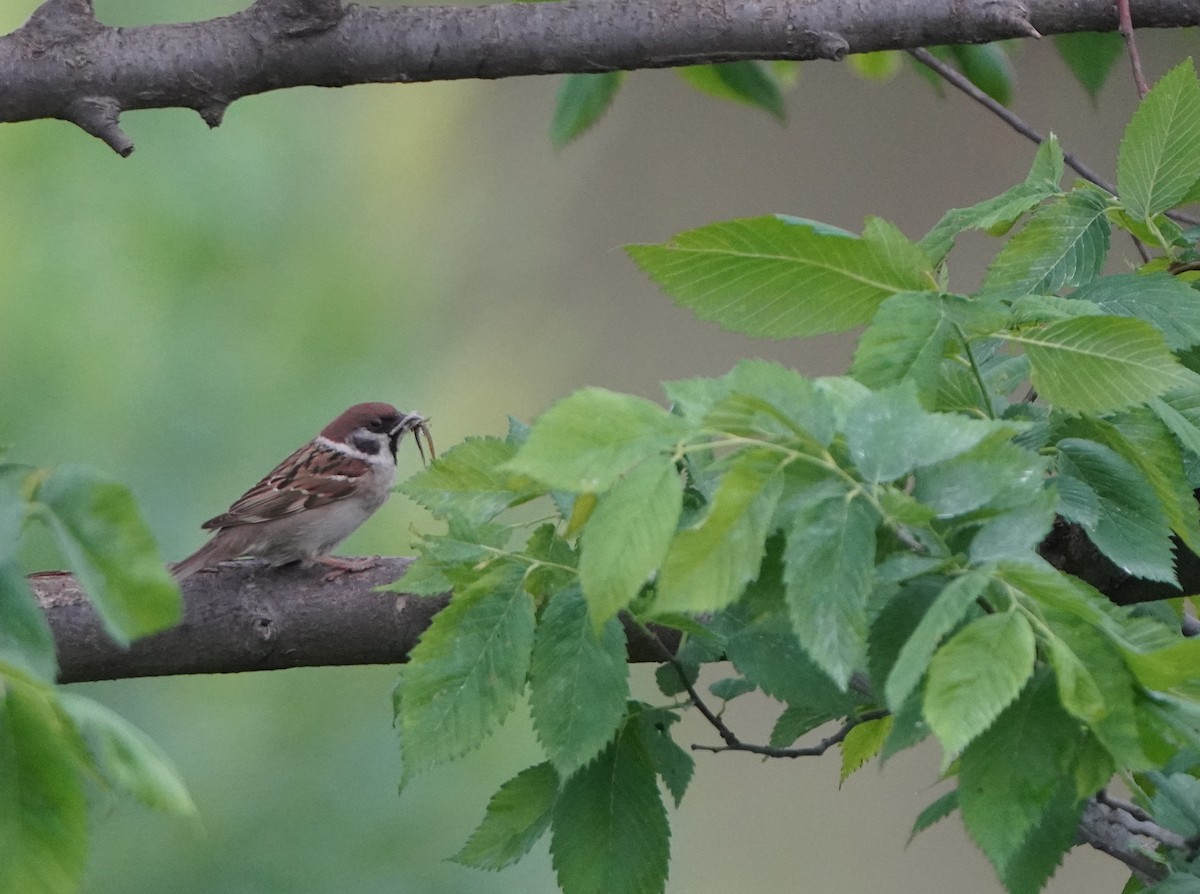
[398,61,1200,894]
[0,463,191,893]
[549,31,1125,145]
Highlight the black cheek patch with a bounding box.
[352,434,381,455]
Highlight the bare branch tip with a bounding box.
[65,96,134,156]
[197,102,229,128]
[814,31,849,62]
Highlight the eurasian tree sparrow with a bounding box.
[172,402,433,581]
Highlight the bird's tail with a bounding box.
[171,538,222,582]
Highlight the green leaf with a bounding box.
[920,138,1062,262]
[783,491,877,690]
[1056,438,1176,584]
[506,388,687,493]
[0,673,87,894]
[401,436,543,524]
[690,359,837,446]
[1054,33,1124,100]
[914,434,1048,519]
[958,673,1086,892]
[627,214,933,338]
[848,51,902,81]
[709,676,756,701]
[910,789,959,841]
[654,449,783,615]
[551,717,669,894]
[551,73,625,147]
[634,706,694,806]
[579,458,682,626]
[0,564,56,682]
[840,716,892,782]
[720,612,856,715]
[1072,273,1200,351]
[950,44,1015,106]
[850,291,953,397]
[399,565,535,775]
[454,763,559,870]
[58,693,194,815]
[845,381,1014,482]
[1043,632,1106,724]
[530,587,630,778]
[677,62,784,119]
[35,465,181,645]
[1118,60,1200,218]
[1009,316,1192,413]
[983,189,1110,294]
[885,569,990,711]
[925,611,1036,758]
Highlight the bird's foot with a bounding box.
[317,555,381,582]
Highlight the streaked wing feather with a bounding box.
[202,442,370,529]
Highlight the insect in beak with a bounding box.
[392,413,436,465]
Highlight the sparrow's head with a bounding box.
[322,402,433,463]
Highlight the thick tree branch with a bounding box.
[32,558,678,684]
[5,0,1200,154]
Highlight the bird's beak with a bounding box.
[391,412,436,465]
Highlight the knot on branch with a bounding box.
[19,0,103,53]
[983,0,1043,39]
[63,96,133,156]
[250,0,346,38]
[808,30,849,61]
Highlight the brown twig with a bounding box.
[906,47,1200,229]
[691,709,890,758]
[1117,0,1151,99]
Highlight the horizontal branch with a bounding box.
[6,0,1200,153]
[32,558,678,684]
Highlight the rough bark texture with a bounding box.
[32,558,679,684]
[5,0,1200,154]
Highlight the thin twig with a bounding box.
[691,709,890,758]
[906,48,1200,229]
[1117,0,1151,99]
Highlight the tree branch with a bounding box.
[5,0,1200,153]
[32,558,678,684]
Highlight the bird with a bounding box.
[172,402,433,582]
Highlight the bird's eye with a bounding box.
[368,417,386,433]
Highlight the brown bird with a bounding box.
[172,402,433,581]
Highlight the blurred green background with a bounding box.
[1,2,1185,891]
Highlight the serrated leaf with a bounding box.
[913,434,1047,519]
[920,138,1062,263]
[454,763,559,870]
[58,693,194,815]
[35,465,180,645]
[551,72,625,147]
[654,449,783,615]
[694,359,836,447]
[1054,33,1124,100]
[0,673,87,894]
[840,716,892,782]
[720,612,855,716]
[0,564,56,682]
[1072,273,1200,351]
[506,389,687,493]
[1057,438,1176,583]
[677,62,784,119]
[530,587,629,778]
[401,436,543,524]
[925,611,1036,758]
[580,458,682,626]
[634,706,694,806]
[783,491,877,689]
[983,189,1110,293]
[910,789,959,842]
[1043,633,1106,724]
[1118,60,1200,218]
[885,569,991,711]
[851,291,954,397]
[551,717,669,894]
[958,673,1086,890]
[1009,316,1191,413]
[845,381,1015,483]
[627,215,932,339]
[399,565,535,775]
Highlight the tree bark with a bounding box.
[32,558,679,684]
[5,0,1200,154]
